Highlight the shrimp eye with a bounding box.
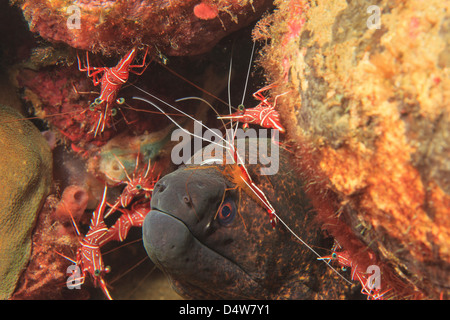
[116,97,125,105]
[217,198,236,226]
[331,253,337,259]
[136,184,142,190]
[238,104,245,114]
[94,97,103,105]
[94,269,101,276]
[111,108,117,116]
[104,266,111,274]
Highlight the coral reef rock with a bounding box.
[0,104,53,299]
[14,0,273,56]
[259,0,450,299]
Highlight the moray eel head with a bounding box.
[143,139,348,299]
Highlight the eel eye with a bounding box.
[217,198,237,226]
[111,108,117,116]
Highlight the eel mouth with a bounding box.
[143,208,262,299]
[142,208,192,271]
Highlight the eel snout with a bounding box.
[143,209,192,270]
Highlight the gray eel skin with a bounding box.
[143,138,353,299]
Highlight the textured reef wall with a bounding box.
[14,0,273,55]
[258,0,449,298]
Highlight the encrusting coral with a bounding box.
[257,0,449,298]
[14,0,273,56]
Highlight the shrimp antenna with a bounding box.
[272,212,353,285]
[175,96,228,135]
[226,41,256,143]
[227,47,237,145]
[241,41,256,107]
[131,95,227,151]
[156,61,229,108]
[131,87,244,164]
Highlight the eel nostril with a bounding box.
[155,182,166,193]
[182,195,192,206]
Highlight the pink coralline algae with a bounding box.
[15,0,273,56]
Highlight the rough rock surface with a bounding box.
[11,195,85,300]
[0,104,53,299]
[258,0,449,298]
[14,0,273,56]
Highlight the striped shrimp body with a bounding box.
[77,47,149,136]
[217,84,287,133]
